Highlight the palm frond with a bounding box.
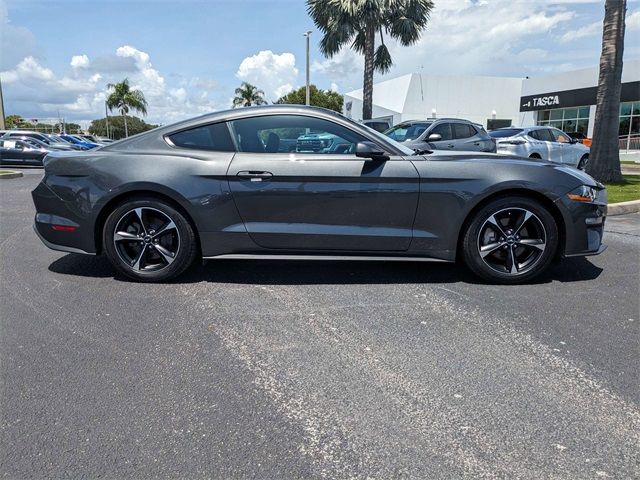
[374,43,393,73]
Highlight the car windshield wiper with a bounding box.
[413,148,433,155]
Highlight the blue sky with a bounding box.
[2,0,639,126]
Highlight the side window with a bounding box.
[430,123,453,141]
[453,123,475,139]
[551,129,571,143]
[532,129,553,142]
[528,130,539,140]
[168,122,235,152]
[229,115,369,154]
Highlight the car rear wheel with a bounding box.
[529,153,541,159]
[578,154,589,171]
[462,196,558,284]
[103,197,197,282]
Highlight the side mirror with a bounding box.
[428,133,442,142]
[355,141,389,160]
[570,137,579,144]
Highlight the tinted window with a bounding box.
[550,129,571,143]
[229,115,368,154]
[384,122,432,141]
[534,129,554,141]
[488,129,524,138]
[453,123,476,139]
[430,123,453,141]
[168,123,235,151]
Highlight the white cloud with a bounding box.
[627,10,640,31]
[236,50,299,101]
[560,21,601,43]
[0,0,37,70]
[70,54,90,69]
[1,45,223,124]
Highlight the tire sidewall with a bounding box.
[103,197,197,282]
[463,196,558,284]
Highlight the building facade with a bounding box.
[344,59,640,143]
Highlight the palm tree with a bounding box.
[308,0,433,120]
[232,82,267,107]
[587,0,626,183]
[106,79,148,138]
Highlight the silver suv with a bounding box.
[489,126,590,170]
[383,118,497,153]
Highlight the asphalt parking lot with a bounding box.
[1,169,638,478]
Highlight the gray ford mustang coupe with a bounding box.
[32,105,607,283]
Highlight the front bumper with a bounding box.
[559,188,607,258]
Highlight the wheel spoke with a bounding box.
[132,245,147,270]
[480,242,504,258]
[487,215,507,236]
[114,231,140,242]
[154,244,176,265]
[514,210,533,235]
[507,245,519,274]
[517,238,546,251]
[152,220,177,239]
[134,208,147,235]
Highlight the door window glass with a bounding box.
[551,129,571,143]
[168,122,235,151]
[453,123,476,139]
[229,115,368,154]
[430,123,453,141]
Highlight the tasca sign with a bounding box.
[521,95,560,109]
[520,81,640,112]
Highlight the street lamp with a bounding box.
[303,30,312,106]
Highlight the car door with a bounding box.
[551,129,576,165]
[0,140,27,164]
[226,114,420,252]
[427,122,454,150]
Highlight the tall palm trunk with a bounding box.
[122,111,129,138]
[587,0,626,183]
[362,25,376,120]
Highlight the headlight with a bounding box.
[567,185,598,202]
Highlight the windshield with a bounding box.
[488,128,523,138]
[383,122,432,142]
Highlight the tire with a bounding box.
[578,154,589,171]
[529,153,541,159]
[103,197,198,282]
[462,196,558,284]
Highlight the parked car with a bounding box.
[0,139,47,166]
[14,136,75,151]
[33,105,606,284]
[57,134,99,150]
[2,131,81,150]
[489,126,590,170]
[363,118,391,133]
[567,131,592,148]
[383,118,497,153]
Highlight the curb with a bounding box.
[608,199,640,216]
[0,171,23,179]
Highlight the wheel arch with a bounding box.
[455,188,566,261]
[94,188,200,255]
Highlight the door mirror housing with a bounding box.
[355,141,389,160]
[428,133,442,142]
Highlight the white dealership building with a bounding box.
[344,59,640,141]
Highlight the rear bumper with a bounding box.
[33,224,94,255]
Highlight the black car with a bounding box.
[384,118,497,153]
[0,139,48,166]
[32,105,607,283]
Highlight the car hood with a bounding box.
[424,150,600,187]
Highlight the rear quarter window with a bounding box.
[167,122,235,152]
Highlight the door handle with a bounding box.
[237,171,273,181]
[447,144,454,148]
[473,142,481,146]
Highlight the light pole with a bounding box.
[304,30,312,106]
[105,101,110,139]
[0,76,5,130]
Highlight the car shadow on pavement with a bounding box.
[48,254,604,285]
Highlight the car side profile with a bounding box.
[489,126,590,170]
[0,139,48,166]
[32,105,606,284]
[383,118,497,153]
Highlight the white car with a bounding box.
[489,126,590,170]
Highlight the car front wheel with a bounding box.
[578,154,589,170]
[103,197,197,282]
[462,196,558,284]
